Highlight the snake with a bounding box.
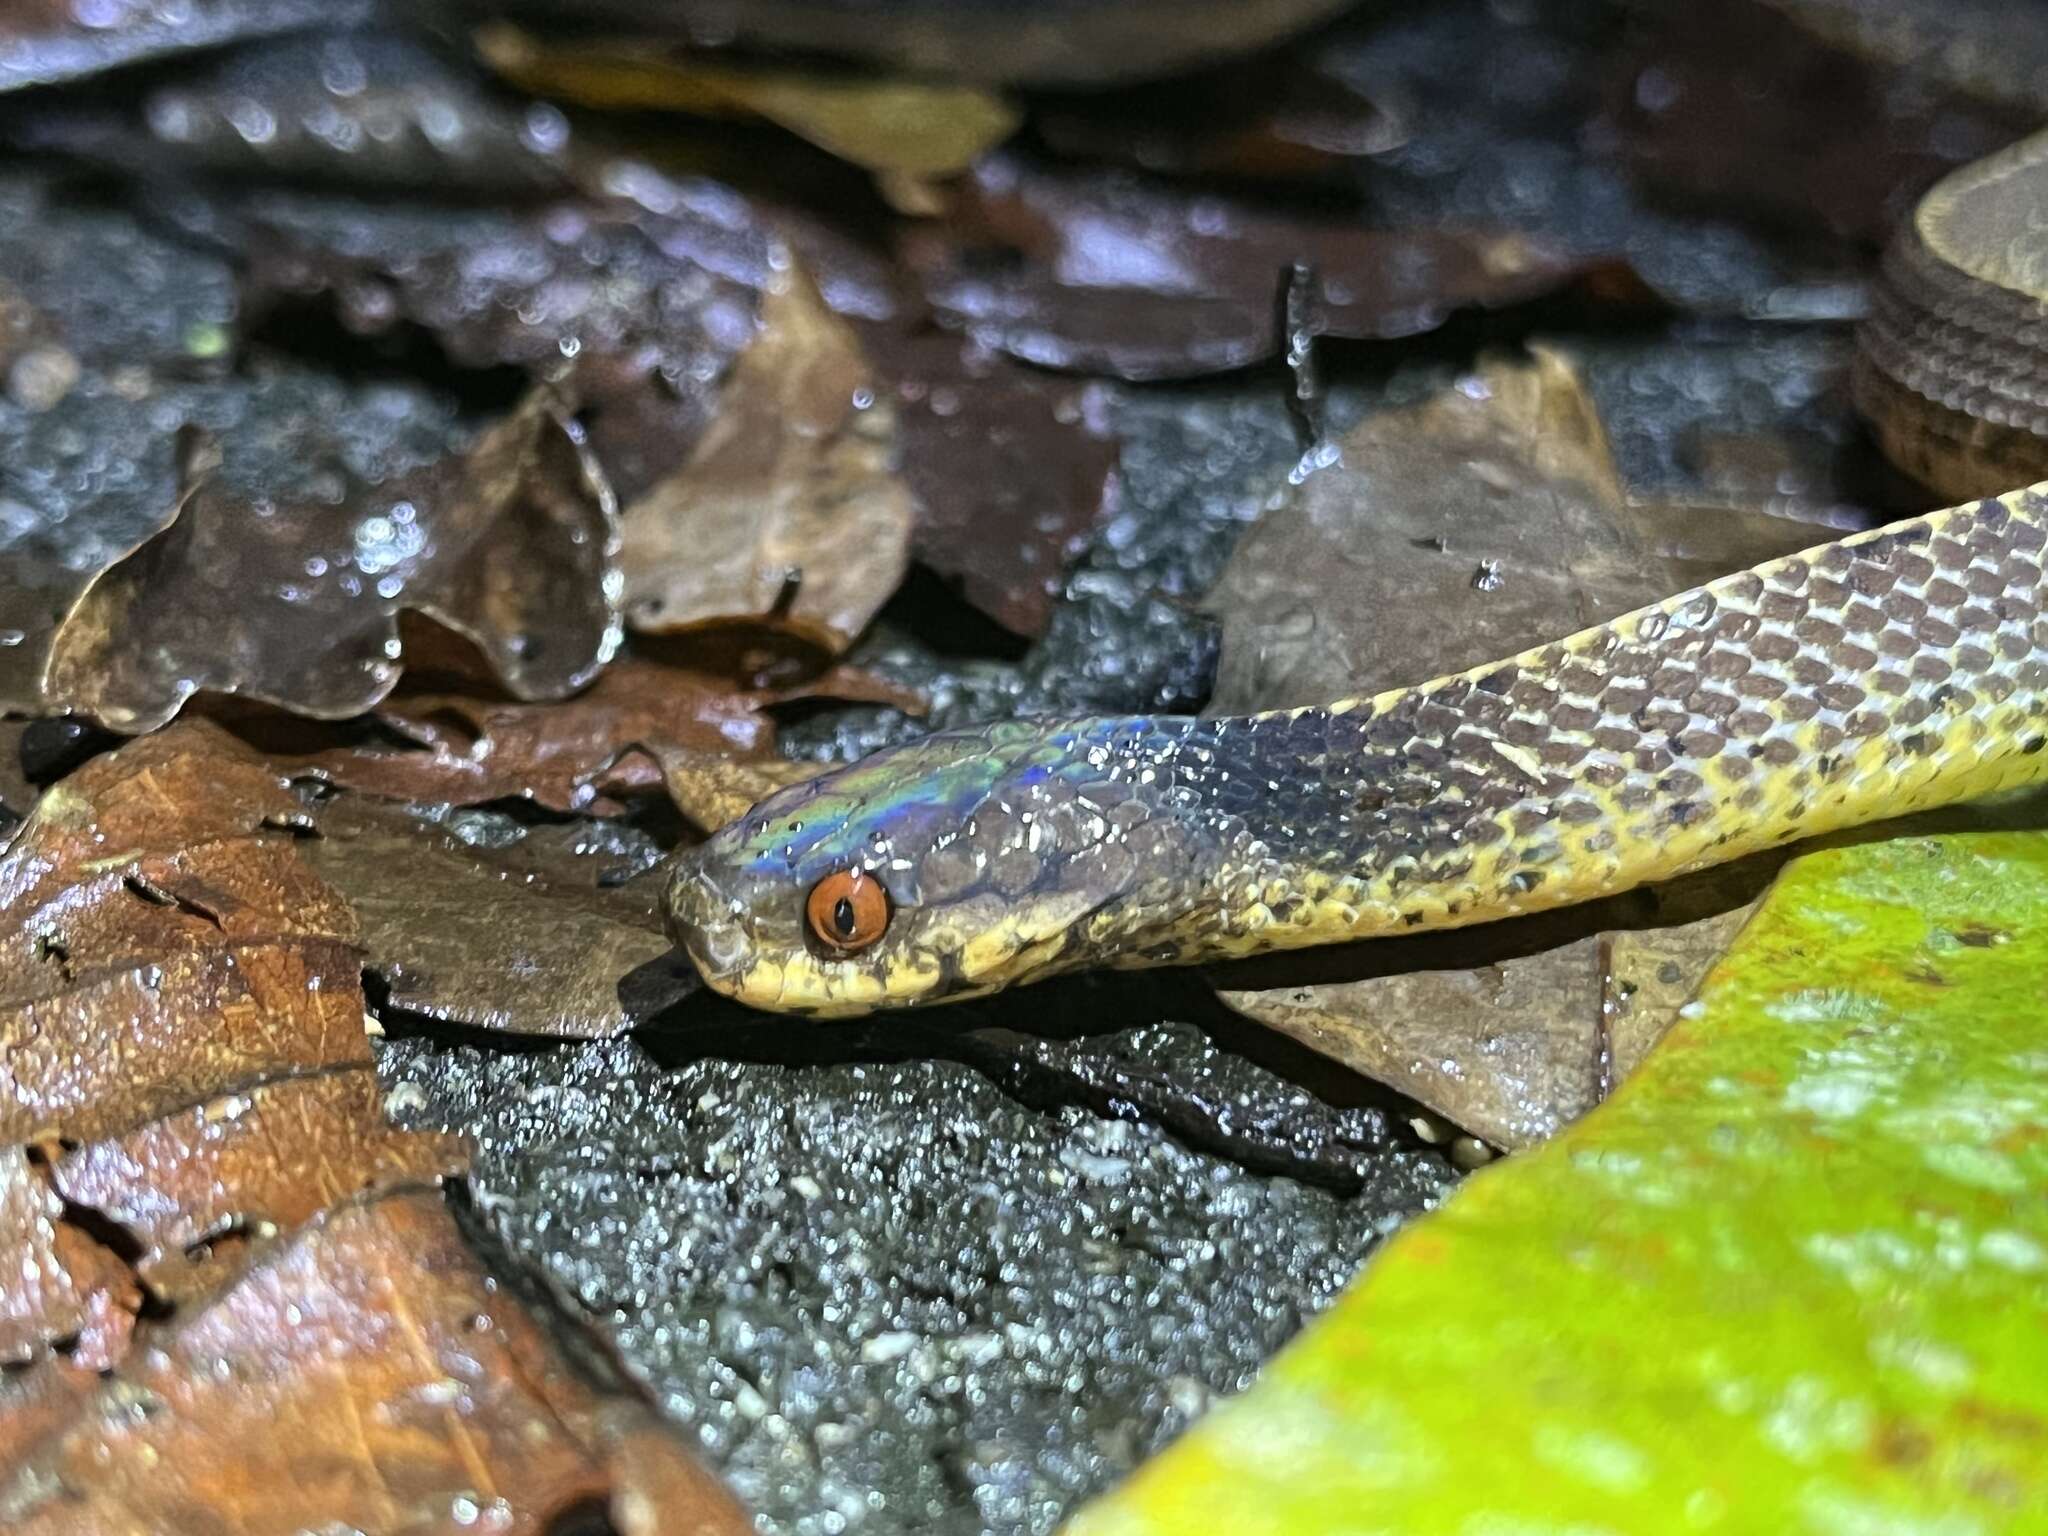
[665,128,2048,1018]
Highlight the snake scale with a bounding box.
[666,130,2048,1017]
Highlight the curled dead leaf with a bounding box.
[621,264,912,653]
[42,390,621,733]
[240,191,774,515]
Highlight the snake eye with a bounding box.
[805,869,890,953]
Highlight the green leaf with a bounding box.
[1069,832,2048,1533]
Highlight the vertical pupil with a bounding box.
[833,896,856,934]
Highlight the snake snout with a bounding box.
[662,857,752,980]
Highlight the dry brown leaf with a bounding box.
[299,793,687,1037]
[49,1072,467,1301]
[1204,351,1841,1143]
[621,264,913,653]
[908,154,1597,380]
[654,748,831,834]
[0,723,370,1145]
[257,659,777,814]
[478,23,1020,182]
[42,390,621,733]
[1222,904,1758,1149]
[0,722,468,1394]
[3,1190,753,1536]
[1206,348,1837,713]
[0,713,731,1533]
[0,1147,137,1371]
[874,331,1120,637]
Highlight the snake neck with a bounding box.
[1066,490,2048,974]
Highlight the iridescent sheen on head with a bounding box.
[664,716,1209,1014]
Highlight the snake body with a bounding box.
[668,136,2048,1017]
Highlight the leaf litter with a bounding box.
[0,723,745,1531]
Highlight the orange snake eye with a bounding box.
[805,869,891,953]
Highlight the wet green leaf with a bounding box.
[1071,831,2048,1532]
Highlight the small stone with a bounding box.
[1450,1135,1498,1169]
[1408,1111,1453,1144]
[6,344,80,411]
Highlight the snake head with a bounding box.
[664,717,1207,1015]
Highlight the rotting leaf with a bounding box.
[1205,348,1836,714]
[1070,832,2048,1533]
[246,659,776,815]
[1205,351,1838,1142]
[0,722,465,1387]
[1222,902,1756,1150]
[42,389,621,734]
[49,1072,466,1304]
[621,263,913,654]
[905,154,1595,380]
[874,331,1120,638]
[478,23,1020,189]
[2,1189,754,1536]
[0,1147,137,1372]
[300,793,688,1037]
[0,723,370,1145]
